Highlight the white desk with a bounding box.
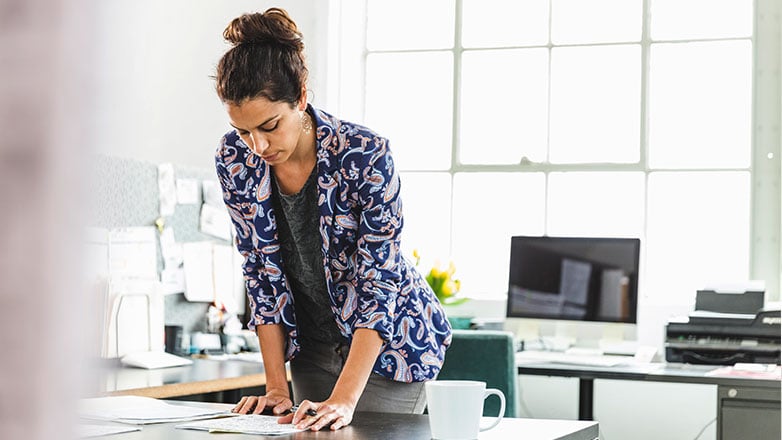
[516,359,780,440]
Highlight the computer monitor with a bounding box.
[506,236,641,324]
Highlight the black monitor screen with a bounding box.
[507,236,640,323]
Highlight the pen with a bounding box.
[289,405,318,417]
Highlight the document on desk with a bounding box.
[177,414,305,436]
[515,350,634,367]
[705,364,782,380]
[79,396,232,425]
[77,423,141,438]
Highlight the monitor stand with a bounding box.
[597,323,639,355]
[506,318,638,354]
[558,321,639,355]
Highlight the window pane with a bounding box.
[547,172,645,237]
[550,45,641,164]
[645,172,750,305]
[399,172,452,263]
[651,0,753,40]
[452,173,546,297]
[365,52,453,171]
[460,49,549,165]
[552,0,642,44]
[366,0,454,50]
[648,41,752,169]
[462,0,549,48]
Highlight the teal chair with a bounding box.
[436,329,518,418]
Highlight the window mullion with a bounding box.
[448,0,464,257]
[751,0,782,300]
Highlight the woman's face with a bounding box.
[225,96,307,165]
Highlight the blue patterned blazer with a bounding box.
[215,105,452,382]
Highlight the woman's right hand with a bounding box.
[232,389,293,415]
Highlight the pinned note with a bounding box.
[108,227,157,278]
[200,203,232,241]
[176,178,200,205]
[157,163,176,217]
[182,241,215,302]
[181,241,244,310]
[202,180,224,207]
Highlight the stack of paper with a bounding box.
[706,364,782,380]
[177,414,304,435]
[77,424,141,438]
[79,396,231,425]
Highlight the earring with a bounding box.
[301,112,313,135]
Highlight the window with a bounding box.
[345,0,779,303]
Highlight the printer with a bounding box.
[665,288,781,365]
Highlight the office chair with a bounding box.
[436,329,518,418]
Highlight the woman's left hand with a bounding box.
[277,398,355,431]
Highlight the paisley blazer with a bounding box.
[215,105,452,382]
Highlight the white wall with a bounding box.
[90,0,332,169]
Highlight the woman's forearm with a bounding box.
[330,328,384,406]
[256,324,290,394]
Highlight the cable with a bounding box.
[692,417,716,440]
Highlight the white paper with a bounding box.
[158,227,183,269]
[702,280,766,293]
[157,163,177,217]
[199,203,232,241]
[84,227,109,281]
[77,424,141,438]
[182,241,215,302]
[180,242,244,307]
[108,227,157,279]
[177,414,304,435]
[160,267,186,295]
[232,246,246,313]
[213,244,239,313]
[202,180,224,207]
[176,178,200,205]
[79,396,229,425]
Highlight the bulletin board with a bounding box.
[89,154,238,334]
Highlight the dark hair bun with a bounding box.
[223,7,303,51]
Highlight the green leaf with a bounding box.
[442,297,469,306]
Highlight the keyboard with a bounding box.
[515,350,633,367]
[120,351,193,369]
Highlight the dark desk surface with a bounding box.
[92,402,599,440]
[90,358,270,398]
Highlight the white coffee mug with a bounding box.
[425,380,506,440]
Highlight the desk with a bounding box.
[517,360,781,440]
[93,358,273,399]
[97,402,599,440]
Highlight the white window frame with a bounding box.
[331,0,781,301]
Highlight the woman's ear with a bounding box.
[298,87,308,111]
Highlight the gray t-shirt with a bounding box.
[272,167,345,346]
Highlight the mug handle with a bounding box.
[479,388,506,432]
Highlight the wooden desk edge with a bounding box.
[104,373,268,399]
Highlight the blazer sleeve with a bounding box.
[351,137,404,342]
[214,137,279,330]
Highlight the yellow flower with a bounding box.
[442,280,457,297]
[413,251,467,306]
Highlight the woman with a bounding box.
[213,8,452,431]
